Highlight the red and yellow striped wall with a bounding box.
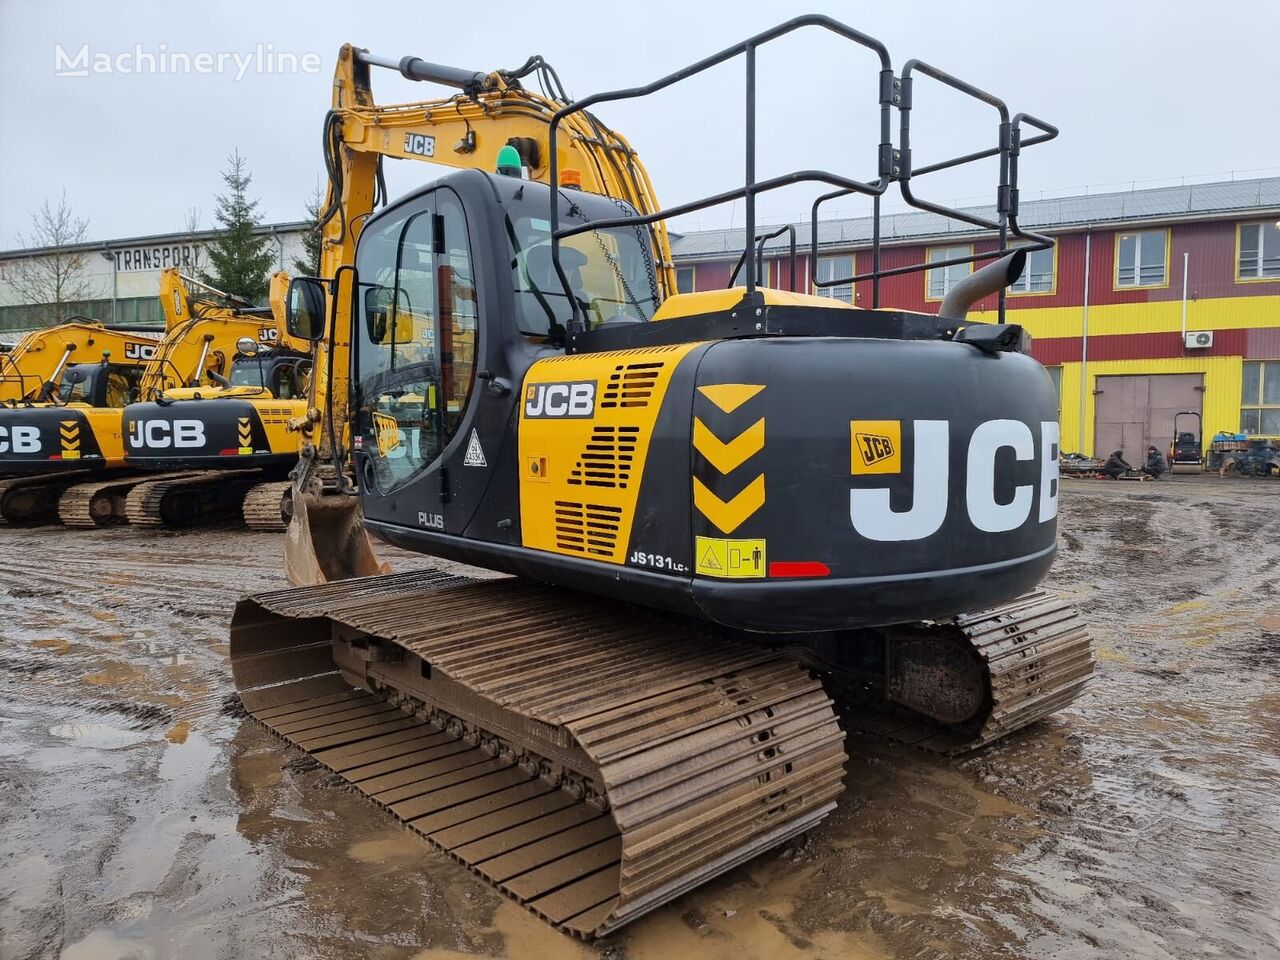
[679,216,1280,454]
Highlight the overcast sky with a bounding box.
[2,0,1277,248]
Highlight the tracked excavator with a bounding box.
[230,17,1095,937]
[0,318,165,407]
[120,271,313,529]
[0,269,293,525]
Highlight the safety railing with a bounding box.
[547,14,1058,343]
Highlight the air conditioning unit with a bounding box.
[1184,331,1214,349]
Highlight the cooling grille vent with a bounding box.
[568,425,639,488]
[554,501,623,557]
[600,361,664,409]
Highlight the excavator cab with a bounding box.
[57,361,143,407]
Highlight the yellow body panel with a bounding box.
[652,286,854,322]
[519,342,702,564]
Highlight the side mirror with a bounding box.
[235,336,260,357]
[64,366,87,385]
[287,277,327,342]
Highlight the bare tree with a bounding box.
[3,192,100,310]
[182,206,205,273]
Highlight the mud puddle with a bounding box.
[2,482,1279,959]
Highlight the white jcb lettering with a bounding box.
[849,420,949,542]
[130,420,206,449]
[0,425,41,454]
[146,421,170,447]
[567,382,594,416]
[966,419,1033,533]
[1039,421,1059,523]
[523,381,597,419]
[543,384,569,416]
[173,421,204,447]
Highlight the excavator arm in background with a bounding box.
[142,268,298,398]
[285,45,673,584]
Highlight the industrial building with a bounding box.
[671,176,1280,457]
[0,222,309,333]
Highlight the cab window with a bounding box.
[354,189,478,494]
[506,193,660,337]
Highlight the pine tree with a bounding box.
[200,150,275,303]
[292,184,324,276]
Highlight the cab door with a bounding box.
[352,188,486,532]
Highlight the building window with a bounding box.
[926,245,973,300]
[675,266,696,294]
[816,255,854,303]
[1009,245,1056,295]
[1238,222,1280,281]
[1115,229,1167,287]
[1241,360,1280,435]
[1045,365,1063,411]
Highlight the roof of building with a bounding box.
[0,221,312,261]
[670,176,1280,260]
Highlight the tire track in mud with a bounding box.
[981,479,1280,960]
[1,485,1278,960]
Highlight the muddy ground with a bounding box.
[1,477,1278,960]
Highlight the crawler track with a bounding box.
[58,471,198,528]
[124,471,265,528]
[241,480,291,531]
[230,572,847,937]
[832,592,1095,754]
[0,472,91,524]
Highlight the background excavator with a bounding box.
[0,269,294,525]
[120,271,313,529]
[0,318,165,407]
[230,16,1095,938]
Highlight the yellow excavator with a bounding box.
[230,17,1094,937]
[0,319,165,408]
[0,269,294,525]
[119,271,313,529]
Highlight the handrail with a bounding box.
[728,225,797,292]
[544,14,1058,346]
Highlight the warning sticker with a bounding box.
[850,419,902,475]
[695,536,766,579]
[463,429,487,467]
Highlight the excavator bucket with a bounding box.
[284,488,388,586]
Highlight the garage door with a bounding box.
[1094,374,1203,459]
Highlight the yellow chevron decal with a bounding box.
[237,418,252,444]
[60,420,80,454]
[693,417,765,474]
[696,383,764,414]
[693,475,766,535]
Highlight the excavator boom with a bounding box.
[285,44,675,583]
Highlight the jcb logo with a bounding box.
[124,342,158,361]
[128,419,206,449]
[524,381,596,419]
[0,425,40,453]
[259,327,279,343]
[403,133,435,157]
[850,419,1059,542]
[851,420,900,474]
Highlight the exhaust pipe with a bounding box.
[938,249,1027,321]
